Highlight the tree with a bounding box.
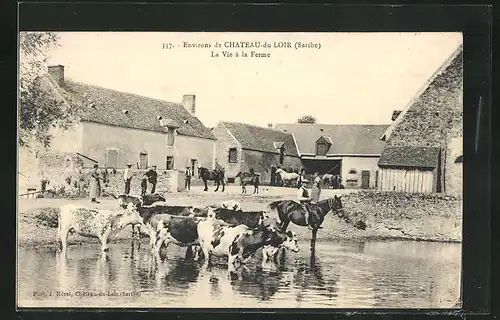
[19,32,77,148]
[297,115,317,124]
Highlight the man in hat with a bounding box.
[185,166,192,190]
[146,165,158,194]
[124,163,134,195]
[296,181,314,230]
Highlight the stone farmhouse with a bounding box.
[212,122,301,184]
[274,124,388,189]
[18,65,217,195]
[377,44,463,194]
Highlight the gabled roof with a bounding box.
[381,44,463,141]
[378,146,440,168]
[46,75,216,140]
[274,124,389,155]
[220,122,299,157]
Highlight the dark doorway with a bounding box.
[301,159,341,175]
[361,170,370,189]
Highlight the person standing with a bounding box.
[89,163,101,203]
[140,172,148,196]
[310,172,322,202]
[146,165,158,194]
[124,163,133,195]
[185,166,192,190]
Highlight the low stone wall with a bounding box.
[103,169,187,196]
[331,191,463,242]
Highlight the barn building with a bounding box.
[274,124,388,189]
[212,122,302,184]
[377,44,463,194]
[18,65,217,194]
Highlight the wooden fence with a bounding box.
[378,167,435,193]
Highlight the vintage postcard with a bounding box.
[17,32,463,309]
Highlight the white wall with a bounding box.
[341,156,380,188]
[48,124,83,153]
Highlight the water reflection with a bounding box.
[229,265,283,301]
[18,240,462,308]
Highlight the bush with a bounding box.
[33,208,59,228]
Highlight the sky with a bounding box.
[45,32,463,128]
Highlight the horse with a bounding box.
[198,167,226,192]
[235,171,260,194]
[268,196,352,251]
[321,174,334,188]
[275,168,300,188]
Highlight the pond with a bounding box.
[17,240,461,308]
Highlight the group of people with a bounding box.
[88,163,158,203]
[123,163,158,196]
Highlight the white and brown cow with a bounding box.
[260,216,299,263]
[57,202,143,254]
[197,215,300,272]
[150,214,210,259]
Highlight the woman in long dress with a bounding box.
[89,164,101,203]
[310,172,322,202]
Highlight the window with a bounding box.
[316,142,328,156]
[166,156,174,170]
[106,149,118,168]
[348,169,357,174]
[138,152,148,169]
[454,155,463,163]
[167,128,175,146]
[229,148,237,163]
[279,146,285,165]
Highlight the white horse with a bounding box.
[276,168,301,187]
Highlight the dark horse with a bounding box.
[268,196,348,251]
[235,171,260,194]
[198,167,226,192]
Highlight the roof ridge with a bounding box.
[380,43,463,141]
[223,121,292,134]
[65,78,186,109]
[275,123,390,127]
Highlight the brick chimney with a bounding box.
[183,94,196,115]
[48,65,65,87]
[391,110,402,121]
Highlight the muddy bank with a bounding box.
[17,189,462,249]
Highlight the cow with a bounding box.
[219,200,241,211]
[117,194,166,209]
[57,202,143,254]
[134,203,199,244]
[197,216,300,272]
[150,214,209,260]
[192,206,264,229]
[260,216,299,263]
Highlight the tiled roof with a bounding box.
[274,124,389,155]
[221,122,299,157]
[47,76,216,140]
[378,146,440,168]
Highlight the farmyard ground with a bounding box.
[17,185,462,249]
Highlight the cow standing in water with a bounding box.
[197,215,299,272]
[57,202,143,254]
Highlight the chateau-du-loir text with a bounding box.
[161,41,321,58]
